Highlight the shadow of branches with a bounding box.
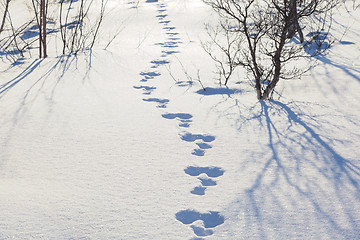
[214,97,360,239]
[0,51,93,153]
[1,51,93,99]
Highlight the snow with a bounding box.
[1,0,360,239]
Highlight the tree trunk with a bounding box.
[42,0,47,58]
[255,78,262,100]
[262,72,279,99]
[39,0,43,58]
[262,26,288,99]
[0,0,11,33]
[287,0,304,43]
[39,0,47,58]
[32,0,47,58]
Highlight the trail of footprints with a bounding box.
[185,166,224,196]
[130,1,225,238]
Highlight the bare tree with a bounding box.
[203,0,340,100]
[0,0,11,34]
[202,23,241,86]
[0,0,108,63]
[59,0,107,55]
[0,1,36,62]
[32,0,48,58]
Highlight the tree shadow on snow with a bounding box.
[316,54,360,83]
[0,51,94,138]
[220,99,360,239]
[303,32,360,88]
[196,87,243,96]
[1,52,92,99]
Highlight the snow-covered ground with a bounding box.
[1,0,359,239]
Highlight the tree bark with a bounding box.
[262,26,288,99]
[42,0,47,58]
[287,0,304,43]
[255,78,262,100]
[39,0,43,58]
[37,0,47,58]
[0,0,10,34]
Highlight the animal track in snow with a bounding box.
[162,113,192,120]
[184,166,224,178]
[180,132,215,156]
[142,98,169,108]
[140,71,161,77]
[163,26,176,31]
[198,177,217,186]
[180,133,215,143]
[159,20,171,25]
[196,142,212,149]
[162,113,193,128]
[168,37,181,41]
[175,80,194,88]
[166,32,179,36]
[150,59,170,68]
[185,166,224,196]
[156,14,168,20]
[139,71,161,82]
[161,50,179,57]
[175,209,225,237]
[134,2,225,238]
[178,122,192,128]
[192,149,205,156]
[155,41,180,48]
[191,186,206,196]
[189,176,218,195]
[133,85,156,95]
[191,225,214,237]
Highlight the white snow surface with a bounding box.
[1,0,360,239]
